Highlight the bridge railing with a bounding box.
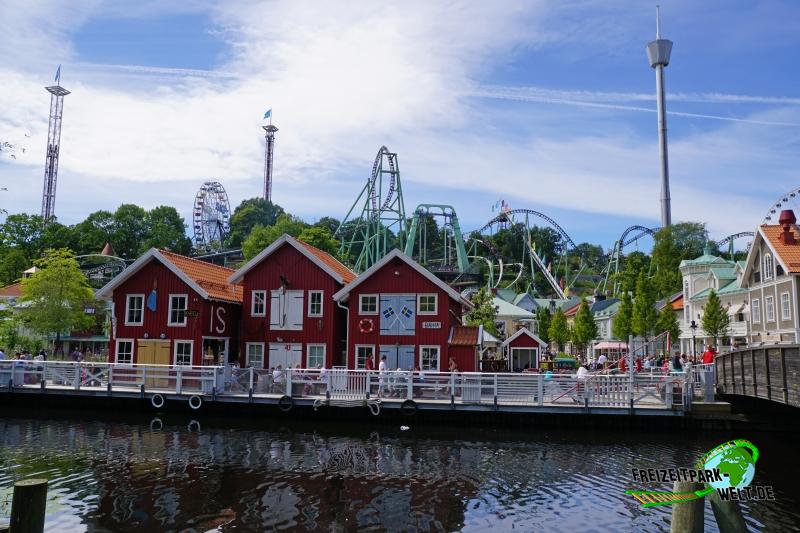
[716,345,800,407]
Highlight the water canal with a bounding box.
[0,413,797,532]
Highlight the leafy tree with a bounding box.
[464,287,499,337]
[314,216,341,235]
[657,303,680,348]
[612,289,633,342]
[228,198,285,247]
[297,226,339,255]
[112,204,148,259]
[0,248,30,285]
[1,213,46,263]
[651,226,683,299]
[548,307,570,353]
[73,210,115,255]
[572,298,598,357]
[143,205,192,254]
[17,249,95,355]
[631,271,658,341]
[535,306,552,344]
[242,214,308,260]
[671,221,713,260]
[614,251,651,298]
[701,289,730,346]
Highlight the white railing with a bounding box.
[0,360,695,410]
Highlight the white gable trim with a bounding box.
[332,248,467,305]
[741,227,791,287]
[501,327,548,349]
[96,249,210,301]
[228,234,351,284]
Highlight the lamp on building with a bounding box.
[160,333,166,339]
[689,320,698,358]
[143,333,149,339]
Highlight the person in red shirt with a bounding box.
[635,357,643,373]
[619,357,627,373]
[365,354,375,371]
[702,346,716,365]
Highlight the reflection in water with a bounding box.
[0,415,797,532]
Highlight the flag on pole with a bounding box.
[54,65,61,84]
[263,108,272,120]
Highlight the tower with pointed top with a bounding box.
[41,71,69,221]
[646,6,673,227]
[262,124,278,202]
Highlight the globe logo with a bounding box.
[701,439,758,491]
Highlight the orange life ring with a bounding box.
[358,318,374,334]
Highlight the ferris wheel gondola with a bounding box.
[193,181,231,251]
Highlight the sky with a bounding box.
[1,0,799,251]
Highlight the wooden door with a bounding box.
[138,340,170,389]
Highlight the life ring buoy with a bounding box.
[401,399,417,417]
[151,393,165,409]
[188,419,201,432]
[278,395,293,412]
[150,417,163,431]
[188,395,203,410]
[359,318,374,334]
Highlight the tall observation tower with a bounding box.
[262,112,278,202]
[41,66,69,221]
[646,6,673,227]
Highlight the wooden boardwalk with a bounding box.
[716,345,800,408]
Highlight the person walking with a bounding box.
[672,353,683,372]
[702,345,716,365]
[378,355,388,398]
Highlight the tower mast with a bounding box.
[262,123,278,202]
[41,67,69,221]
[646,6,673,227]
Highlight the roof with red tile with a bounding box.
[761,224,800,273]
[0,282,22,298]
[449,326,480,346]
[296,240,357,284]
[159,250,243,303]
[671,294,684,310]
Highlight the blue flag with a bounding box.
[146,290,157,312]
[263,108,272,120]
[55,65,61,84]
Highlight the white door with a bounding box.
[270,289,304,330]
[268,343,302,368]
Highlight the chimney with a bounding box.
[778,210,797,245]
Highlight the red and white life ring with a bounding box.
[358,318,374,334]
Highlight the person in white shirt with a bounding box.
[273,365,284,393]
[576,365,589,380]
[378,356,387,397]
[597,353,608,370]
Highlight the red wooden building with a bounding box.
[97,249,243,366]
[228,234,356,369]
[502,328,547,371]
[332,249,472,372]
[447,325,482,372]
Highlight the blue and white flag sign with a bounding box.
[263,108,272,120]
[55,65,61,84]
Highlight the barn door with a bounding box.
[379,345,398,369]
[398,345,414,370]
[396,296,416,336]
[269,343,302,368]
[379,295,400,335]
[379,295,416,336]
[270,289,304,331]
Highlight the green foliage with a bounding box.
[631,271,658,340]
[73,210,114,255]
[464,287,499,337]
[572,298,598,356]
[701,289,730,345]
[18,249,95,347]
[112,204,148,259]
[657,303,681,348]
[612,289,633,341]
[228,198,285,247]
[314,216,341,235]
[535,306,552,344]
[242,214,308,260]
[652,226,685,299]
[0,248,29,285]
[297,226,339,255]
[142,205,192,254]
[0,316,43,353]
[615,251,651,297]
[671,221,713,259]
[548,307,570,352]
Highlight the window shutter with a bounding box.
[379,296,396,335]
[288,291,304,331]
[269,290,282,329]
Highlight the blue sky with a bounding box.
[1,0,799,251]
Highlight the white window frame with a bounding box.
[168,294,188,327]
[752,298,761,323]
[115,339,134,366]
[125,294,144,326]
[765,295,775,323]
[173,340,193,366]
[308,291,324,317]
[781,292,791,321]
[251,290,266,317]
[511,347,538,371]
[355,345,375,369]
[307,343,326,368]
[763,254,774,281]
[359,294,378,315]
[246,342,265,369]
[419,345,440,371]
[417,294,438,315]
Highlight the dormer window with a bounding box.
[777,264,784,277]
[763,254,774,281]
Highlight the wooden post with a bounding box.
[10,478,48,533]
[669,481,704,533]
[709,489,747,533]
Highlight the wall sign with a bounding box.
[186,309,200,318]
[422,321,441,329]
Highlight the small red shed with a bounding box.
[332,249,471,371]
[448,325,481,372]
[228,234,356,370]
[97,249,243,366]
[502,327,547,372]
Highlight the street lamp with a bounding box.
[690,320,698,358]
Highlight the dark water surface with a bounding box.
[0,413,797,532]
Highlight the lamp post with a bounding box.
[690,320,698,358]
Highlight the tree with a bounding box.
[228,198,285,247]
[651,226,683,299]
[612,289,633,342]
[702,289,730,346]
[297,226,339,255]
[0,248,29,285]
[241,214,308,260]
[0,213,46,263]
[614,251,651,298]
[631,271,658,341]
[572,298,598,357]
[464,287,500,337]
[17,249,95,355]
[548,307,570,353]
[535,306,552,344]
[314,216,341,235]
[73,210,115,255]
[143,206,192,254]
[671,221,712,260]
[657,303,680,349]
[112,204,148,259]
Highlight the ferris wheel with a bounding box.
[193,181,231,250]
[764,187,800,224]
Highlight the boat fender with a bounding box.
[150,417,163,431]
[401,399,417,416]
[188,395,203,410]
[188,419,201,432]
[150,393,165,409]
[278,395,293,412]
